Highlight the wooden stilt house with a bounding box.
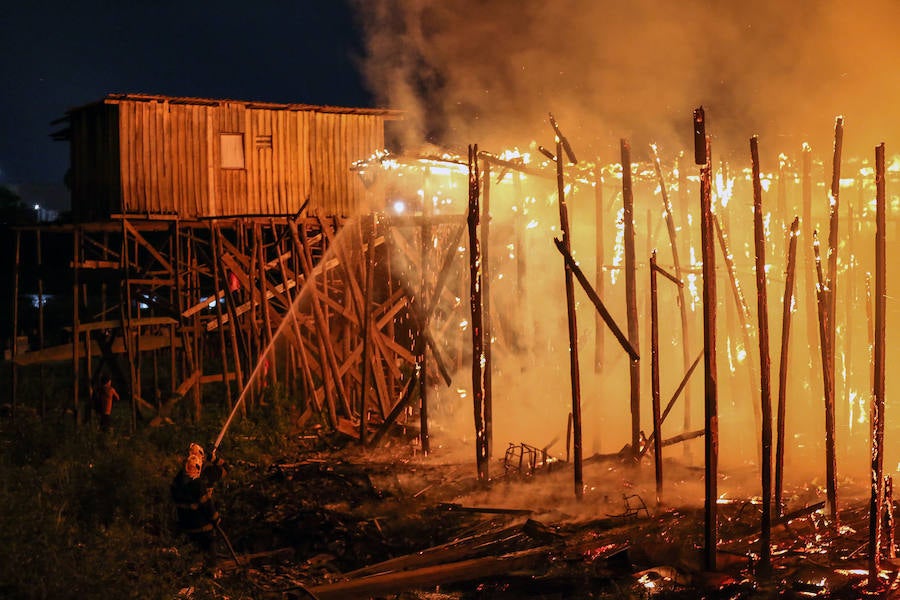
[57,93,402,220]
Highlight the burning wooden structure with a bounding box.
[10,94,900,593]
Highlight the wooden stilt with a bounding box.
[650,250,663,505]
[622,139,640,464]
[813,231,838,520]
[695,107,719,573]
[824,117,843,523]
[869,142,887,585]
[775,217,800,516]
[480,161,492,463]
[547,115,583,497]
[468,145,488,481]
[751,136,773,575]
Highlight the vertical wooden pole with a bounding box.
[622,139,640,463]
[775,216,800,516]
[556,135,583,498]
[480,161,492,463]
[468,145,488,481]
[751,136,773,575]
[824,117,843,522]
[813,231,838,520]
[695,107,718,573]
[595,171,605,374]
[869,142,887,585]
[650,251,663,505]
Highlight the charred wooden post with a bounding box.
[826,118,843,369]
[550,115,584,497]
[595,171,605,373]
[622,139,640,463]
[650,252,682,505]
[696,107,719,572]
[869,142,887,584]
[651,144,693,443]
[468,145,488,481]
[775,216,800,516]
[479,162,492,461]
[751,135,773,575]
[823,118,843,523]
[813,231,838,520]
[650,251,663,504]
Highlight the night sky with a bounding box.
[0,0,374,188]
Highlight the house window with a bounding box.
[220,133,245,169]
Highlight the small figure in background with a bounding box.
[95,375,119,432]
[171,443,228,572]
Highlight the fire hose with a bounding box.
[214,521,242,568]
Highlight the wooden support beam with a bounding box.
[622,139,640,465]
[468,145,488,481]
[751,135,773,575]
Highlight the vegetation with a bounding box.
[0,391,305,600]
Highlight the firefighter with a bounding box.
[170,442,228,571]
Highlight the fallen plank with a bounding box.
[308,545,551,600]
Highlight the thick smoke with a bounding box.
[351,0,900,495]
[355,0,900,163]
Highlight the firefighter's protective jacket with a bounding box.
[171,458,227,534]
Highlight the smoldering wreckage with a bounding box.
[9,95,900,598]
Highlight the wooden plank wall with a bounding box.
[90,98,387,219]
[309,113,384,216]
